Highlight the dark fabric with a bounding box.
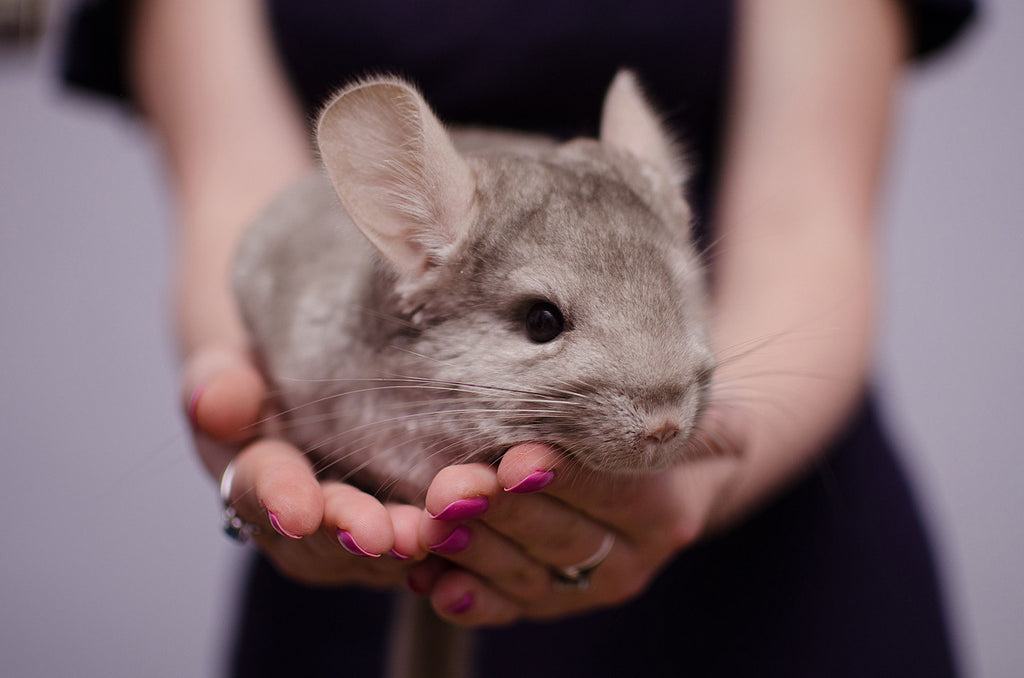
[899,0,979,57]
[264,0,735,244]
[58,0,978,243]
[60,0,133,101]
[230,560,393,677]
[59,0,979,104]
[234,400,957,677]
[475,399,957,677]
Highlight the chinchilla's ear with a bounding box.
[599,70,685,189]
[317,76,476,275]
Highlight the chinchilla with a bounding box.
[233,71,714,678]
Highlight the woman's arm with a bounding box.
[414,0,909,624]
[706,0,906,526]
[131,0,426,582]
[133,0,312,358]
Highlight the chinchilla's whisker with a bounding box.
[374,353,589,402]
[713,329,845,376]
[710,369,837,387]
[295,405,571,466]
[695,229,730,265]
[296,404,576,446]
[372,434,491,495]
[559,373,601,398]
[397,376,584,402]
[351,304,419,330]
[686,422,729,459]
[254,380,512,426]
[363,370,553,399]
[713,333,792,366]
[703,390,803,432]
[297,409,489,452]
[384,344,450,365]
[313,418,508,485]
[269,400,546,431]
[542,375,592,400]
[319,405,561,485]
[365,391,580,411]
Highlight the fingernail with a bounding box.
[389,548,411,560]
[268,512,302,540]
[447,592,474,614]
[337,530,381,557]
[504,469,555,494]
[406,573,429,596]
[186,386,204,427]
[429,497,489,521]
[428,524,472,555]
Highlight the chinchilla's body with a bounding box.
[233,72,713,677]
[235,72,713,503]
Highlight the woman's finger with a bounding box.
[497,438,738,551]
[423,463,618,574]
[387,503,429,561]
[426,536,647,627]
[322,481,395,557]
[495,444,674,536]
[227,438,324,539]
[428,569,520,626]
[182,345,265,447]
[428,567,522,627]
[420,516,551,603]
[225,451,425,586]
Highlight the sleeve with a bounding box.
[58,0,979,105]
[897,0,979,59]
[60,0,134,103]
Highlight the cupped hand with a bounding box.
[182,344,428,587]
[410,405,746,626]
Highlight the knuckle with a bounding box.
[505,565,551,602]
[667,514,702,550]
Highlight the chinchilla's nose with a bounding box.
[644,420,680,444]
[641,415,682,455]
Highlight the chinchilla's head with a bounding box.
[317,72,714,473]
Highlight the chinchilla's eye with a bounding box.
[525,301,565,343]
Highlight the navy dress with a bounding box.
[63,1,976,675]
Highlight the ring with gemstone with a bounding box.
[219,460,259,544]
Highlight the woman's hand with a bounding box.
[183,344,428,586]
[132,0,435,587]
[407,0,908,624]
[408,401,746,626]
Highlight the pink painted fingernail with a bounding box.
[504,469,555,494]
[428,524,472,555]
[268,512,302,540]
[186,386,205,427]
[447,592,474,614]
[429,497,489,521]
[337,530,381,557]
[389,548,411,560]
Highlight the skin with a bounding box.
[132,0,906,623]
[134,0,428,580]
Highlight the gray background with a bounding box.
[1,3,1021,677]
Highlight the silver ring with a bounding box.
[553,533,615,590]
[220,460,259,544]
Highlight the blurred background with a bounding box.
[1,1,1020,676]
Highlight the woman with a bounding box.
[64,0,975,675]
